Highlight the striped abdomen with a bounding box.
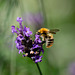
[46,34,54,48]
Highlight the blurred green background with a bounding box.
[0,0,75,75]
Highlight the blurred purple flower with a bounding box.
[11,17,44,63]
[22,13,44,29]
[68,61,75,75]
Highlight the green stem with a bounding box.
[36,63,42,75]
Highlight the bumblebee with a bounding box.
[36,28,59,48]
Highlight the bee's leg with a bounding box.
[41,41,46,44]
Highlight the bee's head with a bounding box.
[36,32,41,35]
[36,28,49,35]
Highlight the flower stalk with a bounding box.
[36,63,42,75]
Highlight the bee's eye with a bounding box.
[37,32,41,35]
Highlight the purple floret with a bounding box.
[17,17,23,23]
[24,27,32,37]
[11,26,18,34]
[35,56,43,63]
[35,34,42,43]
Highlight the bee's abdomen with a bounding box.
[46,34,54,48]
[46,39,54,48]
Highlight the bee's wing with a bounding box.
[49,29,59,34]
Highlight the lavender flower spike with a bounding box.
[11,17,44,63]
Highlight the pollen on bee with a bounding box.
[38,28,49,33]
